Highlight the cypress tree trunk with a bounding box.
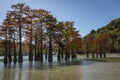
[99,50,102,58]
[57,43,61,62]
[65,47,68,61]
[65,48,71,60]
[37,51,40,61]
[71,52,77,61]
[18,23,23,63]
[4,30,8,64]
[68,52,70,60]
[65,50,70,61]
[40,22,43,62]
[92,52,95,58]
[45,42,48,61]
[96,46,99,58]
[29,32,33,62]
[96,52,98,58]
[8,48,12,63]
[65,54,67,61]
[18,14,23,63]
[61,51,64,60]
[34,35,37,61]
[71,52,74,61]
[34,46,37,61]
[99,53,102,58]
[48,34,52,62]
[29,39,33,62]
[99,46,102,58]
[86,51,89,58]
[103,52,106,58]
[61,45,64,60]
[37,41,40,61]
[65,39,68,61]
[103,46,106,58]
[8,39,12,63]
[13,34,17,63]
[45,53,48,61]
[86,42,89,58]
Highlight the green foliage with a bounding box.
[85,18,120,53]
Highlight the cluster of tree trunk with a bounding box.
[82,30,110,58]
[0,3,81,64]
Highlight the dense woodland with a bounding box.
[0,3,120,64]
[0,3,81,64]
[83,18,120,58]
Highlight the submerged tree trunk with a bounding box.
[57,43,61,62]
[65,53,67,61]
[4,30,8,64]
[34,46,37,61]
[29,38,33,62]
[65,50,70,61]
[86,51,89,58]
[61,51,64,60]
[34,35,37,61]
[71,52,77,61]
[8,48,12,63]
[48,34,53,62]
[65,46,68,61]
[8,39,12,63]
[99,51,102,58]
[45,53,48,61]
[60,44,64,60]
[29,31,33,62]
[71,52,74,60]
[96,52,98,58]
[45,42,48,61]
[18,24,23,63]
[37,41,40,61]
[68,52,70,60]
[86,42,89,58]
[96,46,99,58]
[92,52,95,58]
[103,46,106,58]
[40,22,43,62]
[99,46,102,58]
[18,15,23,63]
[13,34,17,63]
[103,52,106,58]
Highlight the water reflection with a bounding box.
[0,60,86,80]
[3,67,8,80]
[0,60,120,80]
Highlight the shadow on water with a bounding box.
[2,59,96,70]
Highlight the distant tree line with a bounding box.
[82,30,110,58]
[82,18,120,58]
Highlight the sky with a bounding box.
[0,0,120,37]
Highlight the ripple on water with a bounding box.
[0,59,120,80]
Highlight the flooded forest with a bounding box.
[0,3,120,80]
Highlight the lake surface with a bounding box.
[0,55,120,80]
